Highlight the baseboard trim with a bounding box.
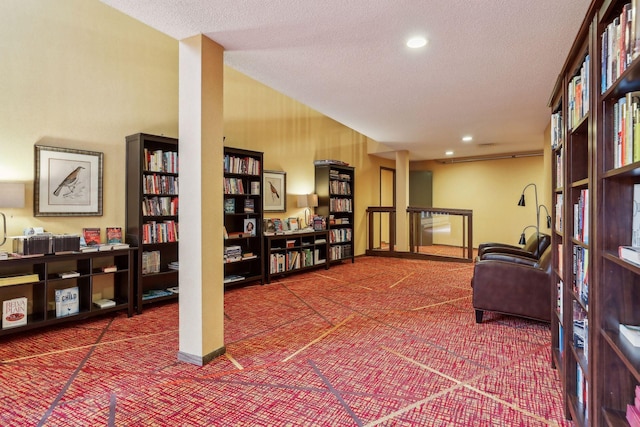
[177,346,226,366]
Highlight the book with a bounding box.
[223,274,244,284]
[2,297,27,329]
[106,227,123,244]
[244,218,256,236]
[55,286,79,317]
[102,265,117,273]
[166,286,179,294]
[79,245,99,253]
[620,324,640,347]
[142,289,173,300]
[620,246,640,266]
[224,198,235,213]
[244,198,255,213]
[58,271,80,279]
[634,184,640,246]
[82,228,101,246]
[93,298,116,309]
[0,273,40,287]
[288,217,299,231]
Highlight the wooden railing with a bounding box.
[366,206,473,263]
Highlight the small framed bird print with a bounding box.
[34,145,103,216]
[263,170,286,212]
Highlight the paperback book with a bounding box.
[82,228,101,246]
[55,286,79,317]
[2,297,27,329]
[106,227,123,244]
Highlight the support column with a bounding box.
[395,150,410,252]
[177,35,225,365]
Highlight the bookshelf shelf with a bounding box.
[0,249,134,337]
[126,133,180,314]
[315,163,355,263]
[264,230,329,283]
[223,147,264,287]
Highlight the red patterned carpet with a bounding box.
[0,256,571,426]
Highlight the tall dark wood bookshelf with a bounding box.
[223,146,264,286]
[126,133,179,314]
[551,0,640,425]
[314,163,355,263]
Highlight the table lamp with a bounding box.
[0,182,25,246]
[297,194,318,229]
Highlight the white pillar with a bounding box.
[395,150,410,252]
[177,35,225,365]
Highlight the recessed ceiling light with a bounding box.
[407,37,427,49]
[462,136,473,142]
[445,151,454,156]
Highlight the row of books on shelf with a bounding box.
[329,228,352,244]
[224,246,256,263]
[574,189,589,244]
[224,154,261,175]
[555,194,563,232]
[329,198,352,213]
[225,198,254,214]
[329,180,351,195]
[143,148,178,173]
[551,111,563,149]
[601,2,640,94]
[142,220,178,244]
[568,54,590,130]
[556,280,564,318]
[142,287,178,301]
[329,169,351,181]
[143,174,178,195]
[330,244,352,261]
[2,288,120,330]
[573,246,589,308]
[573,301,588,360]
[142,196,178,217]
[224,178,260,195]
[269,249,325,273]
[576,363,588,423]
[554,148,563,187]
[612,91,640,168]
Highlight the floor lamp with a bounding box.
[297,194,318,229]
[517,183,541,256]
[0,182,26,246]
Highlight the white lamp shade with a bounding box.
[297,194,318,208]
[0,183,25,208]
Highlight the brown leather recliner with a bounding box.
[471,244,552,323]
[476,232,551,261]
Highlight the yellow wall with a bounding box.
[0,0,549,257]
[412,153,551,248]
[0,0,178,247]
[224,67,395,256]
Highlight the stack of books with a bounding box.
[224,245,242,263]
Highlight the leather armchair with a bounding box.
[477,232,551,261]
[471,244,552,323]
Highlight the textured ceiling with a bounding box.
[101,0,592,160]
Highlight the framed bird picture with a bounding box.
[263,170,286,212]
[34,145,103,216]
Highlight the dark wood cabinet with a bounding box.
[126,133,179,313]
[0,249,134,336]
[314,164,355,263]
[264,230,329,283]
[223,146,264,286]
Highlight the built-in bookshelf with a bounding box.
[0,250,134,336]
[314,163,355,263]
[223,147,264,286]
[126,133,179,313]
[551,0,640,425]
[264,230,329,283]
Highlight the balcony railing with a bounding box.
[366,206,473,262]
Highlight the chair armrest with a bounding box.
[477,242,522,258]
[479,247,538,261]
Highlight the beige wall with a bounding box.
[0,0,178,248]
